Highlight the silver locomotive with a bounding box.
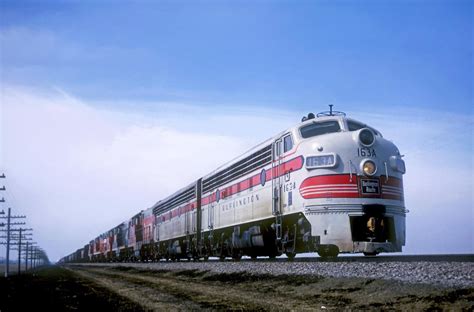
[61,106,407,262]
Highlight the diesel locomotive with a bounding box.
[60,106,407,263]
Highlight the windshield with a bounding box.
[347,120,382,136]
[300,121,341,138]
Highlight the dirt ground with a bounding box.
[0,266,144,311]
[1,265,473,311]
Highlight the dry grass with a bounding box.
[68,265,474,311]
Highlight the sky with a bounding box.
[0,0,472,262]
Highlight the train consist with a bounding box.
[60,107,407,263]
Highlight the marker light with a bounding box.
[389,156,406,174]
[362,160,377,176]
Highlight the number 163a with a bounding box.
[358,148,376,157]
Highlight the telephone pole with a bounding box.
[25,241,37,270]
[25,241,29,271]
[0,173,4,207]
[0,208,26,277]
[16,228,33,274]
[0,175,30,277]
[0,173,48,275]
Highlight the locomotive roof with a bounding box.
[150,114,351,212]
[150,180,195,212]
[73,111,380,254]
[150,113,381,216]
[200,114,354,177]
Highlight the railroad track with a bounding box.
[188,253,474,263]
[73,253,474,264]
[68,254,474,289]
[67,263,473,311]
[250,253,474,263]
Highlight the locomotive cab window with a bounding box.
[300,121,341,139]
[283,134,293,153]
[347,120,366,131]
[347,120,382,136]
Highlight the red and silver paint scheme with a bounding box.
[295,114,406,255]
[62,108,407,262]
[151,108,406,259]
[140,208,156,260]
[127,212,144,260]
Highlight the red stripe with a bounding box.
[300,174,357,191]
[250,174,260,187]
[380,175,404,200]
[162,156,305,221]
[381,175,403,188]
[143,215,154,226]
[300,174,404,200]
[203,155,304,204]
[202,195,211,206]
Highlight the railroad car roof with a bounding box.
[149,115,361,216]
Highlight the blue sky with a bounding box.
[0,1,472,261]
[1,1,472,110]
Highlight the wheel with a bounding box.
[363,252,378,257]
[317,245,339,258]
[285,252,296,261]
[232,254,242,261]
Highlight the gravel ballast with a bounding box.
[82,258,473,289]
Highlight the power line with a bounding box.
[0,207,27,277]
[0,173,49,276]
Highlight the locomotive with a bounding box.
[60,106,407,263]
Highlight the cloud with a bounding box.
[0,85,290,261]
[1,85,472,261]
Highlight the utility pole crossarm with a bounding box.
[0,175,47,275]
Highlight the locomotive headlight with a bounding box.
[306,154,337,169]
[362,160,377,176]
[359,128,375,146]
